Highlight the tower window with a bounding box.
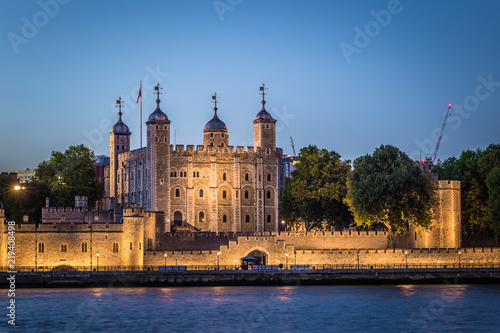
[223,173,227,181]
[245,215,250,223]
[267,191,271,199]
[244,191,249,199]
[210,133,214,138]
[210,142,213,146]
[236,191,238,198]
[266,124,269,129]
[199,211,205,223]
[266,148,270,155]
[39,243,44,252]
[175,189,180,197]
[222,133,224,137]
[82,242,87,252]
[156,125,159,130]
[130,242,133,250]
[267,173,271,182]
[61,244,67,252]
[117,145,119,150]
[221,143,224,147]
[164,125,167,130]
[222,190,227,199]
[113,243,119,252]
[267,215,271,223]
[122,145,125,150]
[223,214,227,223]
[199,189,204,197]
[245,173,249,181]
[197,172,200,177]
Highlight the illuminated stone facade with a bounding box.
[110,87,281,233]
[0,182,480,270]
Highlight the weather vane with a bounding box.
[259,83,267,101]
[259,83,267,108]
[212,92,219,112]
[116,97,123,115]
[154,82,162,101]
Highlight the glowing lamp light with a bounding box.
[421,159,426,163]
[14,185,21,190]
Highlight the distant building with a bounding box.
[14,168,35,183]
[95,155,110,183]
[283,155,297,178]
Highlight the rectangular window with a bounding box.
[139,242,142,250]
[38,243,44,252]
[61,244,67,252]
[82,242,88,252]
[130,242,133,250]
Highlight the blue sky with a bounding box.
[1,0,499,171]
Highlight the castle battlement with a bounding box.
[438,179,461,190]
[168,144,258,155]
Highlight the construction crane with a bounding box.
[290,136,296,156]
[432,103,453,162]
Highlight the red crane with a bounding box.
[432,103,453,162]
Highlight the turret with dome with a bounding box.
[203,92,229,147]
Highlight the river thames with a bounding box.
[2,284,499,332]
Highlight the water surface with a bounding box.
[2,284,499,332]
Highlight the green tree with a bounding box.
[487,168,500,235]
[33,144,103,209]
[345,144,438,231]
[278,145,353,231]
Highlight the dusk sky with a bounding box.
[1,0,499,171]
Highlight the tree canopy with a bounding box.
[345,144,439,231]
[435,143,500,229]
[487,168,500,235]
[279,145,353,231]
[33,144,103,209]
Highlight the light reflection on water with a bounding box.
[1,284,499,332]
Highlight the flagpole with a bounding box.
[139,81,142,150]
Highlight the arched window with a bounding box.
[199,211,205,223]
[244,191,249,199]
[222,190,227,199]
[223,173,226,181]
[210,133,214,138]
[267,215,271,223]
[221,143,224,147]
[245,173,249,181]
[245,215,250,223]
[175,189,180,197]
[222,214,227,223]
[221,133,224,137]
[266,148,270,155]
[267,173,271,182]
[266,191,271,199]
[122,145,125,150]
[210,142,213,146]
[199,189,204,197]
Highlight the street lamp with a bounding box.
[404,251,408,269]
[458,250,461,269]
[286,253,288,269]
[164,253,167,266]
[96,252,99,271]
[217,251,221,270]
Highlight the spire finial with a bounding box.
[116,97,123,118]
[154,82,162,106]
[212,92,219,114]
[259,83,267,110]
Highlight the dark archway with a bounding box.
[173,211,183,226]
[244,250,267,266]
